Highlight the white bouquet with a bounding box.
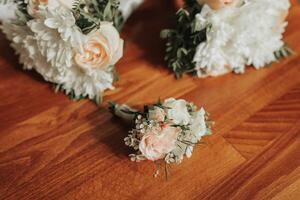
[0,0,143,104]
[162,0,292,78]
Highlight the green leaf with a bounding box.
[160,29,171,39]
[274,44,293,60]
[73,0,124,34]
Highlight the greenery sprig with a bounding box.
[72,0,124,34]
[161,0,206,78]
[274,44,293,60]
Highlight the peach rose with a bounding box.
[27,0,48,15]
[197,0,241,10]
[75,22,124,71]
[139,125,180,161]
[148,106,166,122]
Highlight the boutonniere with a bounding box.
[0,0,143,104]
[109,98,213,178]
[161,0,292,78]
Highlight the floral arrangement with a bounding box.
[0,0,139,104]
[161,0,292,78]
[109,98,213,177]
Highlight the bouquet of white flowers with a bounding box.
[0,0,143,104]
[162,0,292,78]
[109,98,213,177]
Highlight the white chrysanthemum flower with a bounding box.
[190,108,207,139]
[1,23,39,70]
[163,98,191,125]
[193,0,290,77]
[0,1,18,22]
[27,0,74,16]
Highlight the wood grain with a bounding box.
[0,0,300,199]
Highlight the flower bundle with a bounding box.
[0,0,129,103]
[161,0,292,78]
[110,98,213,177]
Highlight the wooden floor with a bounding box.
[0,0,300,199]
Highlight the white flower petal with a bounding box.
[163,98,191,125]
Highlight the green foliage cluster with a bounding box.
[1,0,123,34]
[72,0,124,34]
[161,0,207,78]
[274,44,293,60]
